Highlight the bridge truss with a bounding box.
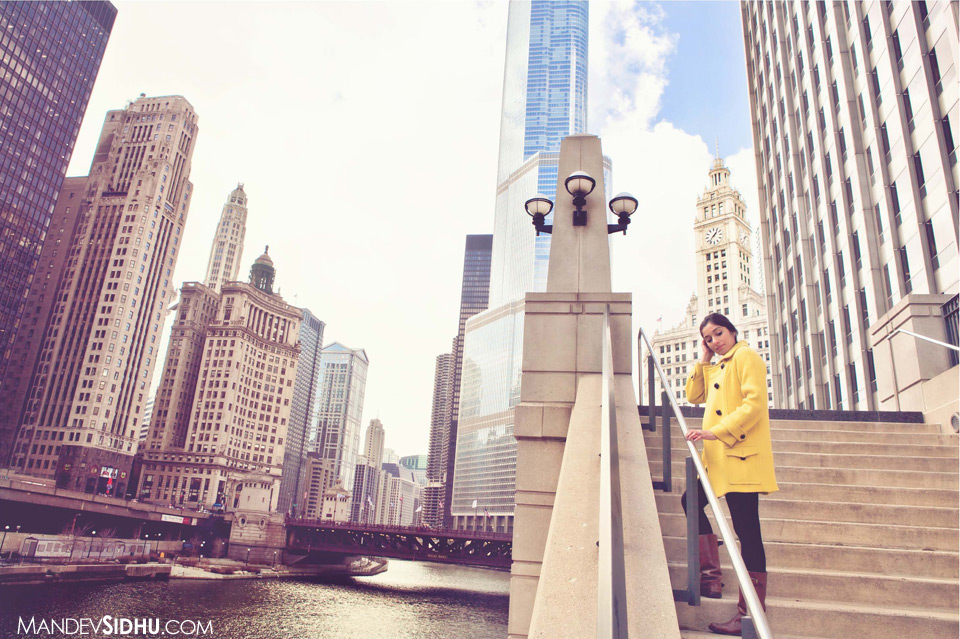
[285,518,512,569]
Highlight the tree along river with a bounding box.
[0,560,509,639]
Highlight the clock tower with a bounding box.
[693,153,760,323]
[645,147,772,408]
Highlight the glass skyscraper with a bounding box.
[451,0,590,532]
[0,1,116,396]
[279,308,325,516]
[312,343,368,495]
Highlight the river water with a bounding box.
[0,561,510,639]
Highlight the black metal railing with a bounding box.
[637,327,772,639]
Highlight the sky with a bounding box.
[66,0,760,458]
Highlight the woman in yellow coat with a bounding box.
[683,313,777,636]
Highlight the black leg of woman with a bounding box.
[726,492,766,573]
[680,478,713,535]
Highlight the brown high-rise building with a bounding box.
[138,250,301,512]
[0,95,198,496]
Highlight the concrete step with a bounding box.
[662,536,960,580]
[658,512,960,551]
[661,418,947,434]
[644,433,960,456]
[654,492,960,528]
[656,477,958,508]
[647,460,960,490]
[645,447,960,472]
[674,595,959,639]
[666,562,959,610]
[681,631,823,639]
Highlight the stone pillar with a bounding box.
[226,511,286,564]
[869,294,955,412]
[507,134,679,638]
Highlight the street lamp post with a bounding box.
[0,526,8,563]
[87,531,97,560]
[246,548,250,564]
[524,183,637,237]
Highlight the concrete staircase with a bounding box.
[642,414,959,639]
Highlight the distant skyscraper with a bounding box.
[452,0,591,533]
[350,418,385,523]
[203,184,248,293]
[423,351,453,527]
[742,1,958,410]
[138,396,155,445]
[139,250,301,512]
[443,234,492,526]
[0,1,116,396]
[363,418,385,470]
[279,307,325,516]
[313,343,369,495]
[0,95,198,493]
[646,155,772,405]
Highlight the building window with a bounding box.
[925,220,939,269]
[899,246,912,294]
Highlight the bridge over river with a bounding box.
[285,518,513,569]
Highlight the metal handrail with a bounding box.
[599,305,628,638]
[890,328,960,352]
[637,326,774,639]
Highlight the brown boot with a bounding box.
[708,571,767,636]
[699,534,724,598]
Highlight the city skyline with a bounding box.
[63,1,761,457]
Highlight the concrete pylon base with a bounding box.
[526,374,680,638]
[508,293,679,638]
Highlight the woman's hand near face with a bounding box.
[700,338,714,364]
[685,429,718,442]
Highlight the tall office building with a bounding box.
[442,234,492,526]
[0,1,116,397]
[742,1,958,410]
[279,307,324,516]
[0,95,198,493]
[349,418,386,523]
[451,0,591,533]
[363,417,385,470]
[423,351,453,527]
[312,343,368,496]
[138,395,155,445]
[138,251,301,512]
[647,155,773,405]
[203,184,247,293]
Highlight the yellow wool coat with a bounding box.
[685,341,778,498]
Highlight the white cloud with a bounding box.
[588,1,677,134]
[587,1,760,380]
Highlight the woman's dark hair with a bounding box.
[699,312,739,341]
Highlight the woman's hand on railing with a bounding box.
[685,429,718,442]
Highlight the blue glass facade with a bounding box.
[278,308,324,516]
[451,0,589,530]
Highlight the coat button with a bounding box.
[716,410,722,415]
[714,383,720,389]
[740,457,746,460]
[720,364,725,369]
[740,434,746,439]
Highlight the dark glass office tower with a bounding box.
[0,1,116,393]
[441,234,492,526]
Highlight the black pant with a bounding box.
[681,479,766,573]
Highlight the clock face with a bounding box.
[740,231,750,245]
[705,227,723,245]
